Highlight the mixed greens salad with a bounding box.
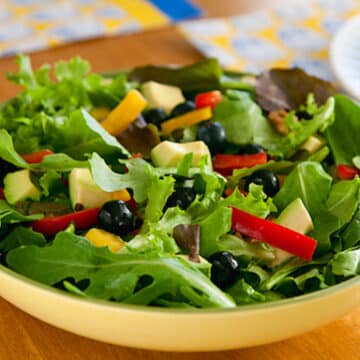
[0,55,359,309]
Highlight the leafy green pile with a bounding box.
[0,56,359,309]
[0,55,129,158]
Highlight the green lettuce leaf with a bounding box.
[89,153,156,203]
[0,130,29,168]
[144,176,175,223]
[329,248,360,277]
[6,232,235,308]
[52,109,128,159]
[1,55,130,157]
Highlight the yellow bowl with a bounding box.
[0,264,359,351]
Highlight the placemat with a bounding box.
[179,0,360,80]
[0,0,201,57]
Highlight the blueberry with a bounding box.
[144,108,167,127]
[245,170,279,197]
[165,187,196,210]
[241,144,265,155]
[209,251,239,289]
[197,122,226,154]
[98,200,136,237]
[170,101,195,117]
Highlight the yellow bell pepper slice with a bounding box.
[161,107,212,135]
[90,107,111,122]
[111,189,131,202]
[102,89,147,136]
[85,228,125,253]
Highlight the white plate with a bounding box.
[330,14,360,100]
[0,264,359,351]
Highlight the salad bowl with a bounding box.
[0,56,359,351]
[0,264,359,351]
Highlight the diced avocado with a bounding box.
[271,198,314,267]
[85,228,125,253]
[69,168,113,210]
[276,198,314,234]
[151,141,211,168]
[300,136,323,154]
[141,81,185,114]
[4,169,41,205]
[177,254,211,277]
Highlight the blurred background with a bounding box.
[0,0,359,97]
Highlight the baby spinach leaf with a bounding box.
[130,58,223,92]
[341,206,360,249]
[326,95,360,165]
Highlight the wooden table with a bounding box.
[0,1,359,359]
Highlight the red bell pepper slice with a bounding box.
[337,164,360,180]
[214,153,267,176]
[0,188,4,200]
[195,90,223,109]
[21,149,54,164]
[32,207,99,236]
[230,207,317,261]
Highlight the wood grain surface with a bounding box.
[0,1,359,358]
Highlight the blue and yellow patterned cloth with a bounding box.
[0,0,200,57]
[179,0,360,80]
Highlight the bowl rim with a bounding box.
[1,262,359,315]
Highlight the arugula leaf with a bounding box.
[6,232,235,308]
[0,226,46,253]
[0,130,29,168]
[326,95,360,165]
